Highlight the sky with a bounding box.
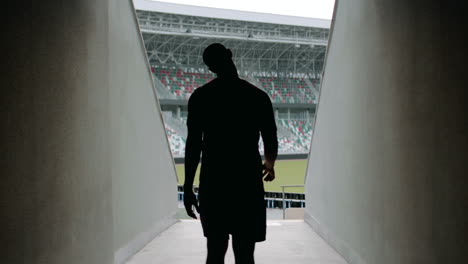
[151,0,335,20]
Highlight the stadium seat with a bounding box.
[164,116,313,157]
[152,65,214,99]
[152,64,318,103]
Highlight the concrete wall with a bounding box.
[109,0,178,263]
[1,0,178,263]
[305,1,468,264]
[1,1,113,263]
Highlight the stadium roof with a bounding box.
[134,0,331,29]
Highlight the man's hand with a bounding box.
[183,187,199,219]
[262,163,275,182]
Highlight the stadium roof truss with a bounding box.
[137,10,329,77]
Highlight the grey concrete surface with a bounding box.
[109,0,178,263]
[126,220,347,264]
[3,0,466,263]
[1,1,113,263]
[305,0,468,264]
[1,1,178,263]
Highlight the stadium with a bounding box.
[5,0,466,263]
[135,0,330,199]
[136,0,329,157]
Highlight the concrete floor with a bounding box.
[126,220,348,264]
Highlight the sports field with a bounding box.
[175,159,307,193]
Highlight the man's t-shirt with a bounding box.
[187,77,278,192]
[186,76,278,241]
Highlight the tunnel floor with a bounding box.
[126,220,348,264]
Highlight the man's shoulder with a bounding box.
[189,78,271,103]
[240,79,270,100]
[189,79,215,102]
[194,78,218,93]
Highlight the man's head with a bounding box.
[202,43,235,75]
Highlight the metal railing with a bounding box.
[281,185,305,219]
[177,185,305,220]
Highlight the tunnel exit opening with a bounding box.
[137,0,334,221]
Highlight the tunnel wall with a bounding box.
[305,0,467,264]
[1,0,178,263]
[1,1,114,263]
[109,0,178,263]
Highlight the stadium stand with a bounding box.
[137,5,328,158]
[255,76,317,104]
[152,65,214,100]
[152,65,318,104]
[278,119,313,151]
[164,125,185,157]
[163,114,312,157]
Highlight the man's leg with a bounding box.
[206,236,229,264]
[232,236,256,264]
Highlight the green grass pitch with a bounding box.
[175,159,307,193]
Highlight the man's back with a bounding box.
[183,44,278,261]
[187,77,276,183]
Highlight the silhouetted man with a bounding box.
[184,43,278,264]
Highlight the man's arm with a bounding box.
[260,94,278,180]
[184,93,202,218]
[184,130,202,189]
